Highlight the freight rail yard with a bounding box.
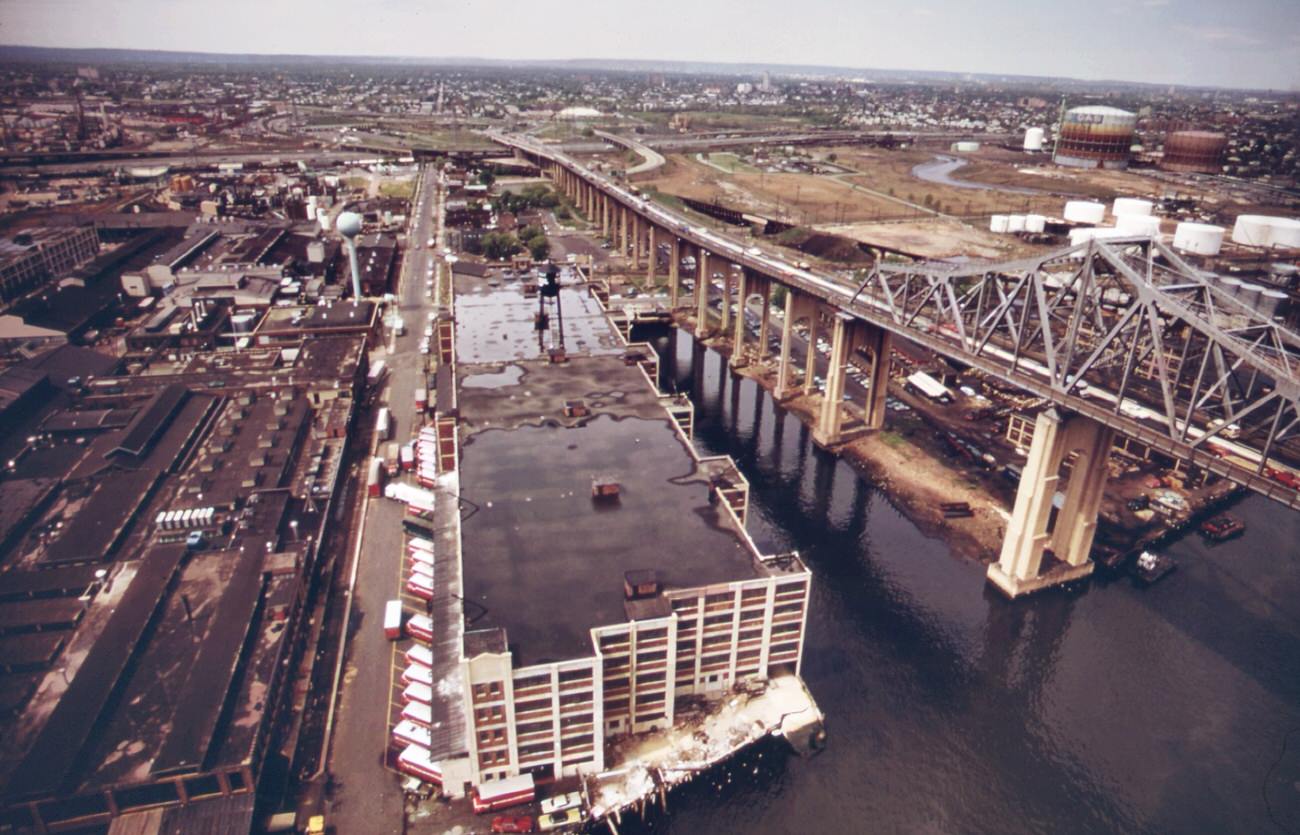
[0,53,1297,835]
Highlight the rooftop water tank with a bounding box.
[1064,200,1106,224]
[990,215,1009,233]
[1173,222,1224,256]
[1023,128,1045,152]
[1025,214,1046,233]
[1112,197,1153,218]
[1007,214,1026,233]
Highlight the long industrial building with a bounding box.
[400,260,814,795]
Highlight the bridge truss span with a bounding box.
[850,238,1300,508]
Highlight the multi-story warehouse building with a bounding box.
[444,270,813,791]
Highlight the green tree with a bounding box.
[517,224,544,242]
[481,231,520,260]
[526,234,550,261]
[478,169,496,187]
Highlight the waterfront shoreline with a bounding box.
[675,318,1242,573]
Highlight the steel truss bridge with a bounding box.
[494,132,1300,512]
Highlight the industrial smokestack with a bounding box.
[336,211,364,303]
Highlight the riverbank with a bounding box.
[677,318,1244,573]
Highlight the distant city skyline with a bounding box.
[2,0,1298,90]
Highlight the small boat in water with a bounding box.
[1199,513,1245,542]
[1134,550,1176,585]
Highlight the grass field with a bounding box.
[379,179,415,200]
[700,153,761,174]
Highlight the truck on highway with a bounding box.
[414,387,428,413]
[384,442,401,477]
[366,457,383,497]
[376,407,392,441]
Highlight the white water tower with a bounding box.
[336,211,364,302]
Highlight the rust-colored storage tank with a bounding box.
[1160,130,1228,173]
[1053,106,1137,169]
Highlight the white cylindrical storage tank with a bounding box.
[1112,197,1153,218]
[1069,228,1099,246]
[1064,200,1106,224]
[990,215,1009,233]
[1115,215,1161,236]
[1023,128,1045,152]
[306,204,317,221]
[319,212,331,231]
[1173,222,1224,256]
[1258,288,1288,319]
[1232,215,1274,247]
[1237,282,1264,310]
[1218,275,1243,299]
[1268,218,1300,249]
[1024,214,1046,233]
[1007,214,1027,232]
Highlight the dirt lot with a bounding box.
[818,218,1036,260]
[643,146,1140,226]
[643,154,911,224]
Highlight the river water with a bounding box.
[620,329,1300,834]
[911,155,1045,195]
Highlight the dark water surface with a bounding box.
[621,329,1300,834]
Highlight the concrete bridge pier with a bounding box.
[803,308,820,397]
[860,324,892,430]
[631,214,643,267]
[668,237,681,308]
[730,268,750,367]
[757,278,772,361]
[601,194,610,239]
[624,205,634,260]
[646,225,657,288]
[695,249,711,336]
[814,312,856,446]
[987,409,1115,598]
[775,285,798,399]
[719,265,733,335]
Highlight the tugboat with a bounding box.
[1134,550,1176,585]
[1199,513,1245,542]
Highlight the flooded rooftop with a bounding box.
[454,272,763,667]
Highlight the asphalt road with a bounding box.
[327,165,441,835]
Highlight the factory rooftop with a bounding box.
[454,272,769,668]
[0,333,366,829]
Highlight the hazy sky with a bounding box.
[3,0,1298,89]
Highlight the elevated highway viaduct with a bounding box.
[491,131,1300,598]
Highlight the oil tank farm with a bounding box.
[1053,105,1137,169]
[1160,130,1228,173]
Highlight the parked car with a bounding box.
[539,792,582,815]
[538,808,582,831]
[491,816,534,833]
